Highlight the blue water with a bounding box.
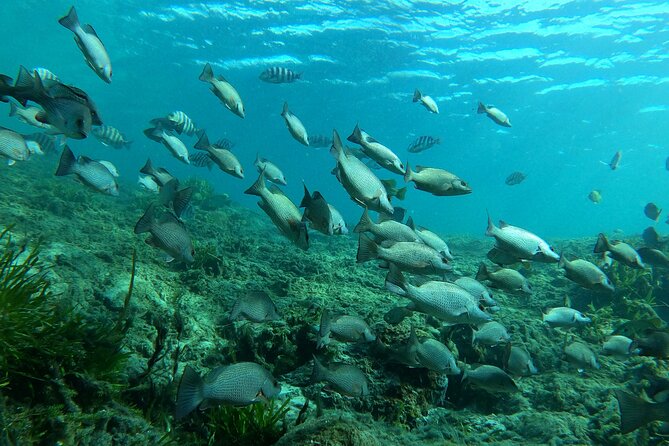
[1,0,668,239]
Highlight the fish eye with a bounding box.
[191,249,195,256]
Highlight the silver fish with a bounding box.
[259,66,301,84]
[358,234,451,276]
[559,255,614,292]
[463,365,518,393]
[199,63,245,118]
[473,321,510,346]
[477,102,511,127]
[134,204,194,263]
[564,342,599,370]
[347,124,404,175]
[138,175,159,193]
[506,346,537,376]
[413,89,439,114]
[0,126,32,165]
[354,208,420,243]
[144,126,189,164]
[331,129,393,214]
[404,328,460,374]
[92,125,131,149]
[8,102,54,131]
[58,6,112,83]
[254,154,287,185]
[454,277,496,309]
[55,146,118,195]
[404,162,471,196]
[407,219,454,261]
[408,135,440,153]
[244,171,308,250]
[311,356,369,397]
[543,307,591,328]
[281,102,309,146]
[192,131,243,178]
[139,158,177,188]
[176,363,281,419]
[230,291,280,323]
[317,310,375,348]
[486,214,559,263]
[475,263,532,294]
[602,335,639,357]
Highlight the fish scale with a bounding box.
[204,363,276,404]
[416,339,460,374]
[0,128,30,162]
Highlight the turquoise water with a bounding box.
[2,1,668,238]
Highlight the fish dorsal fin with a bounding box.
[79,155,94,164]
[415,165,426,172]
[377,213,392,223]
[564,295,571,308]
[269,184,287,197]
[83,24,100,38]
[499,220,509,228]
[366,135,378,144]
[216,74,227,82]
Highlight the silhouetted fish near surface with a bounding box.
[307,134,332,148]
[477,102,511,127]
[92,125,131,149]
[412,89,439,114]
[259,66,301,83]
[55,146,118,195]
[644,202,662,221]
[408,136,440,153]
[605,150,622,170]
[505,171,526,186]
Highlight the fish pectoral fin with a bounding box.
[82,24,100,38]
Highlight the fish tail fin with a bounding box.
[615,389,652,434]
[254,152,261,166]
[475,262,489,281]
[412,89,421,102]
[354,208,374,233]
[485,210,496,236]
[477,102,486,114]
[403,161,413,183]
[139,158,154,176]
[435,138,441,145]
[134,204,156,234]
[406,216,415,230]
[175,366,205,420]
[58,6,80,32]
[316,310,332,349]
[311,356,327,383]
[594,233,610,254]
[296,221,309,251]
[295,72,302,80]
[347,123,363,144]
[194,131,210,150]
[558,254,567,268]
[8,102,18,117]
[244,170,267,197]
[54,146,76,176]
[299,183,312,208]
[329,129,344,162]
[384,265,407,296]
[395,186,407,201]
[198,63,214,83]
[356,233,379,263]
[281,102,289,117]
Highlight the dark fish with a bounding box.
[637,331,669,358]
[158,179,193,219]
[637,247,669,267]
[134,204,195,263]
[259,66,301,84]
[383,306,412,325]
[311,356,369,396]
[594,233,644,268]
[505,171,526,186]
[139,158,177,188]
[463,365,517,393]
[307,134,332,148]
[55,146,118,195]
[300,184,347,235]
[92,125,131,149]
[230,291,280,322]
[608,150,622,170]
[407,136,440,153]
[615,389,669,434]
[176,363,281,419]
[588,190,602,204]
[643,226,663,248]
[644,202,662,221]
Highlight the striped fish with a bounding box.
[408,136,440,153]
[259,67,301,84]
[308,134,332,148]
[92,125,131,149]
[32,67,60,84]
[166,111,200,136]
[23,132,63,154]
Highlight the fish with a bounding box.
[311,356,369,397]
[486,215,559,263]
[300,185,348,236]
[407,136,440,153]
[564,341,600,370]
[55,146,118,195]
[347,124,404,175]
[192,131,243,179]
[602,335,638,357]
[607,150,622,170]
[407,219,454,261]
[281,102,309,146]
[558,255,614,292]
[134,204,195,263]
[229,291,280,323]
[454,277,496,309]
[23,132,62,154]
[254,155,287,185]
[307,134,332,148]
[593,233,644,268]
[92,125,131,149]
[98,160,120,178]
[259,66,301,83]
[144,126,189,164]
[383,306,413,325]
[401,327,460,374]
[330,129,393,214]
[138,175,159,193]
[615,389,669,434]
[505,171,526,186]
[317,310,375,348]
[8,102,54,131]
[199,63,245,118]
[385,267,491,325]
[636,247,669,268]
[472,321,510,346]
[588,190,602,204]
[475,263,532,294]
[176,363,281,419]
[58,6,112,83]
[404,162,471,196]
[477,102,511,127]
[32,67,60,83]
[139,158,177,188]
[244,171,309,250]
[543,307,591,328]
[380,179,407,201]
[354,208,420,243]
[506,346,538,376]
[158,179,193,219]
[166,111,200,135]
[642,226,663,249]
[636,331,669,359]
[463,365,518,393]
[0,126,32,165]
[412,89,439,114]
[358,234,452,276]
[644,202,662,221]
